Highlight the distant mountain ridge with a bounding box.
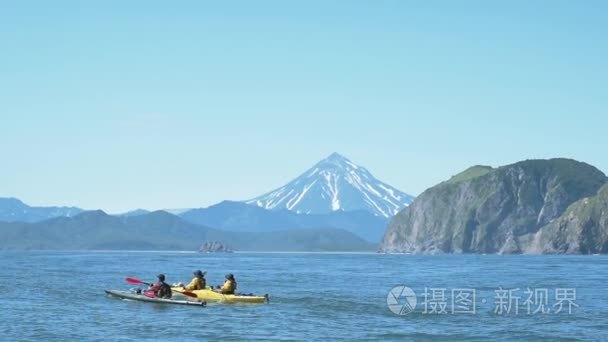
[0,153,409,245]
[0,197,83,223]
[0,197,390,243]
[119,209,151,217]
[0,210,375,251]
[179,200,389,242]
[245,153,414,218]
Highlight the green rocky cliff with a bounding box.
[380,159,608,254]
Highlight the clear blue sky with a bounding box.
[1,1,607,213]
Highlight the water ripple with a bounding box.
[0,252,606,340]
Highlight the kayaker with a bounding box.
[184,270,207,290]
[147,274,172,299]
[217,273,237,294]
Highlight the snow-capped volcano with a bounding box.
[245,153,414,218]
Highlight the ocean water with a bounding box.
[1,251,607,341]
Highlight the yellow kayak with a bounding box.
[172,287,268,303]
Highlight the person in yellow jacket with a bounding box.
[184,270,207,290]
[218,273,237,294]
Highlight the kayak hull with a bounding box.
[172,287,268,303]
[105,290,206,306]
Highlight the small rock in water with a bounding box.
[198,241,234,253]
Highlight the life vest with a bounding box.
[157,282,172,298]
[222,279,236,294]
[186,277,205,290]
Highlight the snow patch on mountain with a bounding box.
[0,197,84,223]
[245,153,414,218]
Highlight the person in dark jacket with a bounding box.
[147,274,172,298]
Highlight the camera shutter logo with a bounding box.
[387,286,417,315]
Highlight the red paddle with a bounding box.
[125,277,199,298]
[171,289,200,299]
[126,277,151,286]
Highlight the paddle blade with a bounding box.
[181,291,198,298]
[126,277,143,285]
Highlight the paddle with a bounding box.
[171,288,200,299]
[126,277,152,286]
[125,277,198,298]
